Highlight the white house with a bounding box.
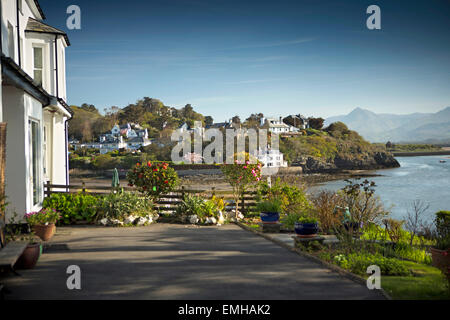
[263,117,300,134]
[254,148,288,169]
[0,0,72,221]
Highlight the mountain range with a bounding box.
[325,107,450,143]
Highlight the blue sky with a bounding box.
[40,0,450,121]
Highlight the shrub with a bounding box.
[335,253,411,276]
[310,190,345,234]
[258,178,312,215]
[221,154,262,218]
[176,195,220,223]
[96,191,154,222]
[434,210,450,250]
[383,218,405,244]
[127,161,178,200]
[43,193,98,225]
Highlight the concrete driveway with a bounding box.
[1,224,384,300]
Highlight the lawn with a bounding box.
[381,261,449,300]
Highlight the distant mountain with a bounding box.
[325,107,450,143]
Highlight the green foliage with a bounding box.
[43,193,98,225]
[258,178,313,215]
[127,161,178,200]
[96,191,154,221]
[256,199,282,213]
[334,253,411,276]
[176,195,221,223]
[298,216,319,224]
[434,210,450,250]
[25,208,61,226]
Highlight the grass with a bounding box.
[380,261,449,300]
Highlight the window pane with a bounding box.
[34,70,42,86]
[34,47,43,69]
[30,121,40,206]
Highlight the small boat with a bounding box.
[439,160,446,163]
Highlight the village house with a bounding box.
[253,147,288,169]
[262,117,300,134]
[0,0,72,221]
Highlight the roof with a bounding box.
[25,18,71,46]
[128,137,150,143]
[33,0,46,20]
[1,55,73,118]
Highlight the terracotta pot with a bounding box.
[15,243,41,269]
[431,247,450,275]
[33,224,56,241]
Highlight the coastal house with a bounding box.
[254,148,288,169]
[263,117,300,134]
[283,114,309,130]
[0,0,72,220]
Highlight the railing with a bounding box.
[44,182,259,214]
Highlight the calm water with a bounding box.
[313,156,450,222]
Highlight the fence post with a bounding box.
[241,193,245,215]
[82,181,86,194]
[181,186,185,199]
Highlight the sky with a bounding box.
[39,0,450,122]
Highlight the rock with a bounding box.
[136,217,147,226]
[110,219,123,226]
[146,215,153,224]
[217,211,225,225]
[153,213,159,221]
[189,215,199,224]
[99,218,109,226]
[237,213,244,220]
[124,215,136,224]
[205,217,217,225]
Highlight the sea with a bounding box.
[313,156,450,223]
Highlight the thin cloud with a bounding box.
[227,38,315,50]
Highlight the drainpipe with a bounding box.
[64,118,69,187]
[16,0,21,67]
[54,35,59,97]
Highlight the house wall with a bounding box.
[3,87,44,221]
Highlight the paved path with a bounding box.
[1,224,384,300]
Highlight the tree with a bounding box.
[308,117,325,130]
[205,116,214,127]
[231,115,241,124]
[405,200,430,245]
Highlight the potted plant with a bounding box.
[257,199,282,224]
[295,216,319,238]
[14,232,41,270]
[25,208,61,241]
[430,211,450,278]
[4,214,41,270]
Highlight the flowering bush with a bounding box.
[221,154,262,218]
[127,161,178,200]
[25,208,61,226]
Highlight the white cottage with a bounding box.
[0,0,72,221]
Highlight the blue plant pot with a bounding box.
[295,222,319,237]
[260,212,280,224]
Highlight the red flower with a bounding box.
[164,180,168,184]
[147,161,152,167]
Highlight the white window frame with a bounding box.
[28,118,43,209]
[32,44,47,88]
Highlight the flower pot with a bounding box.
[15,243,41,270]
[32,224,56,241]
[431,247,450,275]
[260,212,280,224]
[295,222,319,238]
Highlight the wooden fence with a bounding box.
[44,182,259,215]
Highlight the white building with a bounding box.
[254,148,288,169]
[1,0,72,221]
[263,117,300,134]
